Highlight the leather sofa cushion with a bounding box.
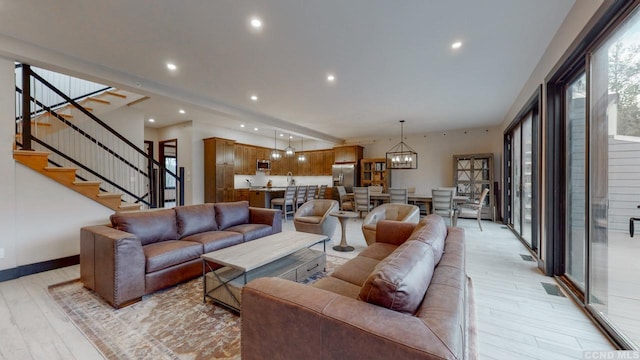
[175,204,217,238]
[143,240,203,273]
[357,243,397,261]
[312,276,362,299]
[215,201,250,230]
[407,214,447,264]
[331,256,380,287]
[226,223,272,242]
[295,216,322,224]
[359,240,435,314]
[111,208,178,246]
[182,231,244,253]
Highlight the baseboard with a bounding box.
[0,255,79,282]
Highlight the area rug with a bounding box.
[49,255,349,360]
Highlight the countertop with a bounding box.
[247,187,287,192]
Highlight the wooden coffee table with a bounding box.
[201,231,329,312]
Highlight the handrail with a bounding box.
[15,85,112,121]
[16,64,184,208]
[29,70,171,173]
[23,92,149,178]
[32,137,151,206]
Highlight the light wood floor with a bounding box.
[0,217,615,359]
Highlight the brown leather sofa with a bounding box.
[80,201,281,308]
[242,214,473,360]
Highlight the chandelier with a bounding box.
[297,137,306,162]
[386,120,418,169]
[271,130,281,161]
[284,134,295,157]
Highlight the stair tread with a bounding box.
[119,203,142,210]
[105,91,127,98]
[86,97,111,104]
[73,180,102,186]
[97,192,122,198]
[44,166,76,171]
[14,150,50,156]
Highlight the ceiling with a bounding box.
[0,0,575,143]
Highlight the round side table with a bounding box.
[329,211,359,252]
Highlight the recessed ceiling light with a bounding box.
[280,133,284,137]
[250,95,258,101]
[240,124,245,128]
[254,127,259,131]
[327,74,336,82]
[451,41,462,49]
[250,17,263,29]
[166,63,177,71]
[148,118,155,123]
[179,109,185,114]
[289,135,293,139]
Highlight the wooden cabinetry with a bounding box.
[453,153,494,220]
[361,158,391,191]
[324,151,334,174]
[333,145,363,163]
[235,188,250,202]
[204,137,236,203]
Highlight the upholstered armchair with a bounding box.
[361,203,420,245]
[293,199,340,237]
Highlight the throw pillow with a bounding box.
[359,240,436,314]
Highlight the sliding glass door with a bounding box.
[505,99,538,251]
[587,8,640,346]
[565,72,587,290]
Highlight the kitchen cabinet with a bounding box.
[204,137,236,203]
[333,145,363,164]
[235,188,250,202]
[324,151,334,175]
[249,189,285,208]
[234,144,244,174]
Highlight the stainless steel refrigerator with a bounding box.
[332,164,358,192]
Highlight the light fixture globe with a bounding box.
[284,134,295,157]
[271,130,281,161]
[297,137,306,162]
[386,120,418,169]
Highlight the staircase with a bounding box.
[14,64,182,211]
[13,150,141,211]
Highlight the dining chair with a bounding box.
[457,188,490,231]
[295,186,308,210]
[407,186,427,216]
[388,188,408,204]
[317,184,328,199]
[353,186,373,218]
[306,185,318,201]
[336,185,354,211]
[431,189,457,226]
[271,185,296,222]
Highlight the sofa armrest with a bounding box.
[375,220,416,246]
[249,207,282,233]
[242,277,455,360]
[80,225,145,308]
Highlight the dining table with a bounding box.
[369,193,469,213]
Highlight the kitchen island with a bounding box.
[248,187,286,208]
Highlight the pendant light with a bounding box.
[386,120,418,169]
[284,133,295,157]
[271,130,281,161]
[297,137,306,162]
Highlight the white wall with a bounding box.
[0,59,143,272]
[157,121,194,204]
[358,126,502,194]
[101,106,146,149]
[502,1,605,128]
[0,58,16,271]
